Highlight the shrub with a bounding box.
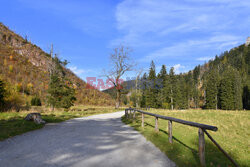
[9,65,13,72]
[0,79,6,111]
[5,92,24,112]
[31,96,42,106]
[0,80,24,112]
[162,102,170,109]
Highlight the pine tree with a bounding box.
[61,79,76,109]
[219,66,242,110]
[176,75,188,109]
[158,65,167,82]
[185,71,194,108]
[146,61,157,108]
[169,67,175,110]
[242,45,250,109]
[47,66,63,110]
[162,73,171,109]
[140,73,147,108]
[243,86,250,109]
[244,45,250,75]
[193,66,200,108]
[233,72,242,110]
[47,57,76,110]
[205,69,220,109]
[156,65,167,108]
[148,61,156,80]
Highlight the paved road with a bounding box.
[0,111,175,167]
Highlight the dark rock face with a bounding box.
[24,113,46,124]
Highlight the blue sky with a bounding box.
[1,0,250,82]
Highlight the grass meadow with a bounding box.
[122,109,250,167]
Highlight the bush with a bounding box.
[31,96,42,106]
[0,81,24,112]
[162,102,170,109]
[5,92,24,112]
[0,79,6,111]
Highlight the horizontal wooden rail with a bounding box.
[132,109,218,131]
[125,108,238,167]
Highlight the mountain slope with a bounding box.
[0,22,115,106]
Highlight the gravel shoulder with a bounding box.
[0,111,175,167]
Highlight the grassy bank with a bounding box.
[122,109,250,167]
[0,106,122,141]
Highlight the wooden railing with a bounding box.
[125,108,239,167]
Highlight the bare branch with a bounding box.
[102,44,136,108]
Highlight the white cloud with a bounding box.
[141,34,241,62]
[196,57,214,61]
[112,0,249,48]
[173,64,185,74]
[68,66,91,76]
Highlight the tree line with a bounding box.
[128,44,250,110]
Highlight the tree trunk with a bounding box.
[204,90,206,105]
[51,104,55,112]
[216,95,218,110]
[171,89,173,110]
[116,89,121,109]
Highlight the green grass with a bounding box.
[0,106,122,141]
[122,109,250,167]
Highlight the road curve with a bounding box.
[0,111,175,167]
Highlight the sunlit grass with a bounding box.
[122,109,250,167]
[0,106,121,141]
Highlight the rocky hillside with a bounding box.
[0,23,115,106]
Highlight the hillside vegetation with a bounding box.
[0,23,115,107]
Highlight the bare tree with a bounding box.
[104,45,135,108]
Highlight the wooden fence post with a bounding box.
[130,109,132,119]
[168,120,173,143]
[155,117,159,132]
[199,128,206,167]
[133,110,136,120]
[141,113,144,127]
